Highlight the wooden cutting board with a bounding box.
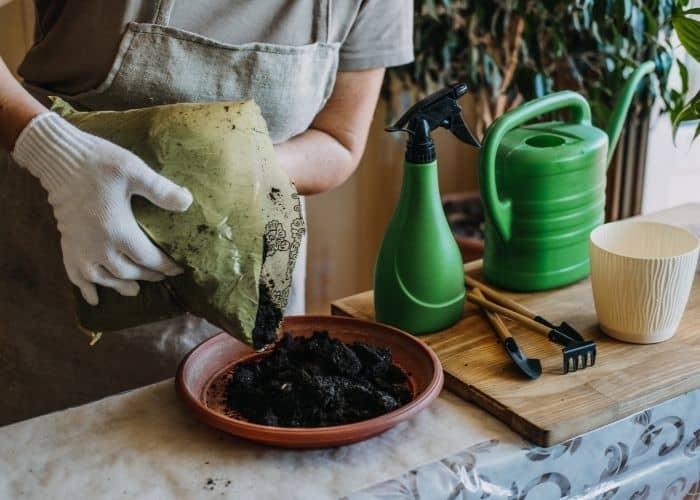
[331,261,700,447]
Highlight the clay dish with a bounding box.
[176,315,443,448]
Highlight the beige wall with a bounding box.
[0,2,479,313]
[0,0,33,76]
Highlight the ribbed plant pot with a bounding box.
[442,191,485,263]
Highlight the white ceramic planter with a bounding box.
[589,221,699,344]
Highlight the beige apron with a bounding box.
[0,0,339,425]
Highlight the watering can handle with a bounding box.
[478,91,592,241]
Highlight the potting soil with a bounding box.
[224,331,413,427]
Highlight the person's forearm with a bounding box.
[274,68,385,196]
[0,57,46,152]
[274,128,359,196]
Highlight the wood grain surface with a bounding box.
[332,204,700,446]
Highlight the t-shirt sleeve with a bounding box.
[339,0,414,71]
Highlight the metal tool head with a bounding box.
[557,321,584,342]
[545,328,597,374]
[534,316,584,342]
[562,341,597,373]
[503,337,542,380]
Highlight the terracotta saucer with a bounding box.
[176,315,444,448]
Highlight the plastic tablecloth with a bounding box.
[0,383,516,500]
[345,390,700,499]
[3,380,699,500]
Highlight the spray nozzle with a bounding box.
[386,83,481,163]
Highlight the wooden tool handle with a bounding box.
[464,275,535,318]
[467,292,552,337]
[463,259,484,274]
[473,288,512,342]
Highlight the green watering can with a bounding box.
[479,61,656,291]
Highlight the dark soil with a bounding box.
[251,237,283,349]
[224,331,413,427]
[251,282,282,349]
[268,187,281,201]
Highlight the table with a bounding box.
[0,381,516,499]
[1,204,698,500]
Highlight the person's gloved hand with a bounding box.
[12,112,193,305]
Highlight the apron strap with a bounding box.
[314,0,331,44]
[153,0,177,25]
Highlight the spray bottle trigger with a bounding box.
[448,111,481,148]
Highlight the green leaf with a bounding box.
[673,14,700,62]
[582,4,592,29]
[678,60,689,94]
[534,73,546,97]
[572,11,582,31]
[591,20,602,43]
[630,8,644,44]
[623,0,632,20]
[605,56,616,72]
[672,90,700,141]
[425,0,439,20]
[482,54,503,95]
[442,0,451,15]
[641,4,658,33]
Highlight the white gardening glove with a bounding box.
[12,112,193,306]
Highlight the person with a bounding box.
[0,0,413,425]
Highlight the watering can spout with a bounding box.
[604,61,656,165]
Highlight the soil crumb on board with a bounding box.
[224,331,413,427]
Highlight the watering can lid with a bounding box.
[500,121,608,158]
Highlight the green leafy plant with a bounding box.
[671,7,700,139]
[386,0,698,140]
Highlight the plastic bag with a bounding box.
[51,98,304,348]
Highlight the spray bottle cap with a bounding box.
[386,83,481,163]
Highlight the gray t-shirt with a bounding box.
[20,0,414,95]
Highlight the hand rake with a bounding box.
[466,276,596,374]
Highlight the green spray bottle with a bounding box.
[374,84,481,335]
